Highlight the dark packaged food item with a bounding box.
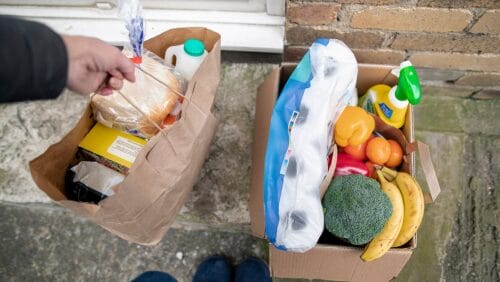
[65,169,107,204]
[65,161,124,204]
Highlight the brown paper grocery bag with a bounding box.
[29,27,221,245]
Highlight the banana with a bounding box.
[361,170,404,262]
[378,165,397,182]
[385,168,425,247]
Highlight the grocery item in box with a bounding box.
[263,38,358,252]
[78,123,146,174]
[359,61,422,128]
[323,174,392,246]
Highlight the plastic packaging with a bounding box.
[359,84,391,114]
[165,38,208,81]
[92,50,187,138]
[348,88,358,106]
[359,61,422,128]
[120,0,144,64]
[65,161,125,204]
[264,38,358,252]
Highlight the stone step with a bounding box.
[414,95,500,135]
[0,202,267,282]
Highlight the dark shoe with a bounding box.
[192,255,232,282]
[132,271,177,282]
[235,257,271,282]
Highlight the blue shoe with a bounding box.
[192,255,232,282]
[235,257,271,282]
[132,271,177,282]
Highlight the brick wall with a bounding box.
[284,0,500,94]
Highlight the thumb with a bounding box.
[116,55,136,83]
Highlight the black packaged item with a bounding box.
[65,161,124,204]
[65,169,107,204]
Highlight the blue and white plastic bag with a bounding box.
[120,0,144,63]
[263,38,358,252]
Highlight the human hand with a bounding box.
[62,35,136,95]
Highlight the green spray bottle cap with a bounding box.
[395,61,422,105]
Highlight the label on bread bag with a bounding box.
[107,136,143,163]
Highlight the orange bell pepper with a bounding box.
[335,106,375,147]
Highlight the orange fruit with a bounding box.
[344,135,374,161]
[344,142,367,161]
[366,137,391,165]
[385,139,403,168]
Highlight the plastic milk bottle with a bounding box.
[165,38,208,81]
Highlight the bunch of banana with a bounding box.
[361,166,426,261]
[380,166,425,248]
[361,170,404,261]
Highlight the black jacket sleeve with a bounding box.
[0,15,68,103]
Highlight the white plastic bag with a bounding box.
[264,39,358,252]
[71,161,124,196]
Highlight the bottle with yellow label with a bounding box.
[359,61,422,128]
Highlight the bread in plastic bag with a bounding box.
[91,50,187,138]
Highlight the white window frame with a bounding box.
[0,0,285,53]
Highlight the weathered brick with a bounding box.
[455,72,500,87]
[470,10,500,34]
[417,68,467,82]
[352,49,406,65]
[351,7,473,32]
[408,52,500,72]
[291,0,397,3]
[288,2,340,25]
[284,46,308,62]
[418,0,500,9]
[391,33,500,54]
[284,47,405,64]
[472,89,500,99]
[286,26,386,48]
[330,0,398,3]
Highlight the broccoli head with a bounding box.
[323,174,392,245]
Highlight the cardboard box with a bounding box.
[250,64,417,281]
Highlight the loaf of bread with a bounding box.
[92,50,187,138]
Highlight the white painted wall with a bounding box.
[0,0,285,53]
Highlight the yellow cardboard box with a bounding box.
[78,123,146,173]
